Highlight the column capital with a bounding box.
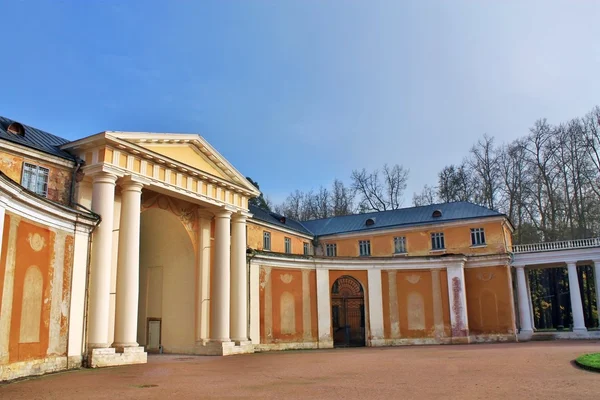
[513,265,526,270]
[91,171,119,185]
[232,212,249,224]
[118,175,149,191]
[214,208,233,219]
[566,261,579,268]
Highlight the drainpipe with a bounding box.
[246,248,257,342]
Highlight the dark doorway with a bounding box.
[331,275,366,347]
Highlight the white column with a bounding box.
[210,209,232,341]
[515,266,533,335]
[112,177,144,348]
[230,213,248,342]
[88,172,118,348]
[316,268,332,348]
[593,260,600,328]
[367,269,384,345]
[196,211,212,342]
[67,228,92,360]
[446,264,469,342]
[567,262,587,333]
[0,214,20,363]
[249,261,261,344]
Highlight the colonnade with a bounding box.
[86,171,249,358]
[515,261,600,336]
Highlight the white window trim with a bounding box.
[22,162,50,198]
[359,240,371,257]
[263,231,271,251]
[393,236,407,254]
[431,232,445,251]
[284,237,292,254]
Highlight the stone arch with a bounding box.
[138,208,196,353]
[280,291,296,335]
[20,266,43,343]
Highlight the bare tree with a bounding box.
[469,134,500,210]
[437,162,474,203]
[331,179,355,216]
[413,185,437,206]
[351,164,409,212]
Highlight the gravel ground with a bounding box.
[2,341,599,400]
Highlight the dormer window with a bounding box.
[365,218,376,226]
[432,210,442,218]
[279,216,286,224]
[7,122,25,136]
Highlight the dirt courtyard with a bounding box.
[2,341,599,399]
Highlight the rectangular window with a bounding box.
[471,228,486,246]
[22,163,49,198]
[431,232,445,250]
[284,237,291,254]
[394,236,407,254]
[303,242,310,255]
[359,240,371,256]
[326,243,337,257]
[263,231,271,251]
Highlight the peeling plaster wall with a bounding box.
[381,269,451,340]
[320,220,509,257]
[0,213,76,381]
[464,266,516,335]
[0,149,72,205]
[259,267,318,344]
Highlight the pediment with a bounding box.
[110,132,260,195]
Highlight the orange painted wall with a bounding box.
[381,270,451,339]
[10,219,53,362]
[259,267,318,343]
[464,266,515,335]
[247,221,310,255]
[0,149,73,205]
[320,219,509,258]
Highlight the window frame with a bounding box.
[303,242,310,255]
[393,236,407,254]
[470,228,486,246]
[22,162,49,198]
[326,243,337,257]
[431,232,445,251]
[263,231,271,251]
[284,237,292,254]
[359,240,371,257]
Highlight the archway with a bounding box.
[331,275,365,347]
[137,208,196,354]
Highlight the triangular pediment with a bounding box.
[107,132,260,195]
[137,142,230,181]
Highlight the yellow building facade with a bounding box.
[0,116,518,381]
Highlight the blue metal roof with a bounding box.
[0,116,75,161]
[249,205,313,236]
[301,202,504,236]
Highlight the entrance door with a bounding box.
[147,318,162,353]
[331,276,365,347]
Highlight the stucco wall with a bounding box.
[0,212,75,379]
[0,149,72,205]
[259,267,318,344]
[381,269,451,340]
[320,220,509,257]
[464,266,515,335]
[248,222,311,255]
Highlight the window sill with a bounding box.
[430,249,446,254]
[393,252,408,257]
[470,244,487,248]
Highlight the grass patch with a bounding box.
[575,353,600,372]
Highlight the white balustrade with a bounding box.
[511,237,600,254]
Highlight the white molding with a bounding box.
[0,139,75,168]
[512,246,600,267]
[0,176,97,232]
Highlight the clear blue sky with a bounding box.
[2,1,599,204]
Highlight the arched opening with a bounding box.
[137,208,196,354]
[331,275,365,347]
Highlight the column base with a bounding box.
[111,342,139,351]
[572,327,588,335]
[194,340,254,356]
[518,329,534,342]
[87,346,147,368]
